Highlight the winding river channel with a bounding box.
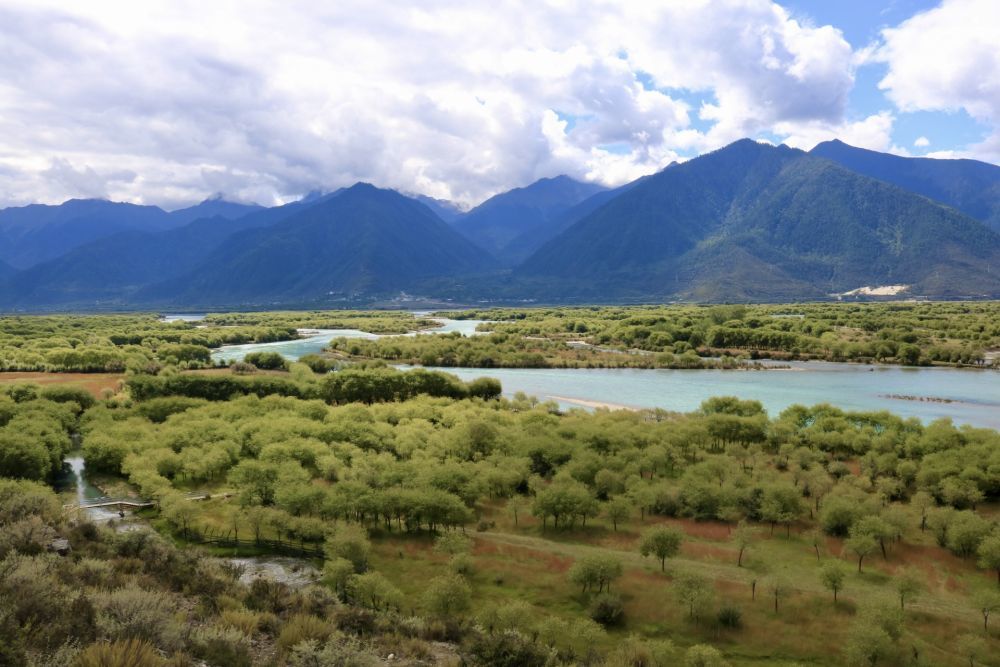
[208,315,1000,429]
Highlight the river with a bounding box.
[419,363,1000,429]
[209,316,487,363]
[205,316,999,428]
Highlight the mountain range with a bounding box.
[1,139,998,309]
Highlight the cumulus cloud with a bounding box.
[914,136,930,148]
[0,0,865,208]
[876,0,1000,162]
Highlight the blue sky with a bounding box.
[781,0,991,156]
[0,0,996,207]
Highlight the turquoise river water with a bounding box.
[209,316,1000,428]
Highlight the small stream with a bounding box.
[58,454,142,525]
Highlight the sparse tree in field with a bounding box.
[893,569,922,611]
[422,573,471,620]
[731,520,753,567]
[845,533,878,573]
[759,484,804,537]
[324,525,371,573]
[820,561,847,603]
[639,526,684,572]
[976,533,1000,585]
[507,496,528,527]
[806,528,823,562]
[852,516,895,560]
[844,623,892,667]
[910,491,935,532]
[323,557,354,599]
[434,531,473,556]
[605,497,633,532]
[347,572,402,611]
[956,633,987,667]
[569,555,623,594]
[972,590,1000,634]
[746,559,770,601]
[767,575,790,613]
[674,573,714,621]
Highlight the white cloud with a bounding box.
[913,136,930,148]
[775,111,897,153]
[876,0,1000,163]
[0,0,860,208]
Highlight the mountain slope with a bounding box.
[167,197,263,225]
[146,183,496,307]
[0,199,174,269]
[453,176,606,263]
[0,196,327,310]
[810,140,1000,232]
[519,140,1000,300]
[413,195,464,222]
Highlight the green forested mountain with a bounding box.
[144,183,496,307]
[0,197,329,310]
[0,199,175,269]
[519,140,1000,300]
[453,175,606,263]
[165,196,263,226]
[811,139,1000,232]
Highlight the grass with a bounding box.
[367,507,999,666]
[150,492,1000,665]
[0,370,124,397]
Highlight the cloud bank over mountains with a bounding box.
[0,0,995,209]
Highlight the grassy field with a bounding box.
[0,370,124,397]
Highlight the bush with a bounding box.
[190,626,251,667]
[716,605,742,629]
[464,630,551,667]
[75,639,165,667]
[244,352,289,371]
[589,593,625,627]
[277,614,332,653]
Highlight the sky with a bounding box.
[0,0,997,209]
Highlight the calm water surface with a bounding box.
[210,316,487,363]
[205,314,999,428]
[422,363,1000,429]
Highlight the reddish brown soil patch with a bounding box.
[658,517,732,541]
[0,372,124,398]
[682,542,733,562]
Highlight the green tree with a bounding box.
[845,533,878,573]
[977,533,1000,585]
[639,526,684,572]
[894,569,921,611]
[674,573,713,620]
[731,520,753,567]
[956,633,987,667]
[422,573,471,620]
[820,561,847,603]
[605,497,633,531]
[972,590,1000,634]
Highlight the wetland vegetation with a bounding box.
[0,303,999,665]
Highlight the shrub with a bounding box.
[218,609,262,637]
[75,639,165,667]
[277,614,332,653]
[464,630,551,667]
[190,626,250,667]
[716,605,743,629]
[589,593,625,627]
